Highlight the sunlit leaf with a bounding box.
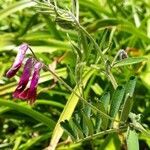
[127,129,139,150]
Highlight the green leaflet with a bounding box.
[100,92,110,130]
[81,110,94,136]
[71,118,84,139]
[101,92,110,111]
[109,85,125,127]
[113,57,147,68]
[13,136,22,150]
[120,76,137,122]
[60,120,77,141]
[125,76,137,97]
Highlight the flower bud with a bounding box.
[119,49,128,60]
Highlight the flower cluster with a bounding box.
[6,43,43,104]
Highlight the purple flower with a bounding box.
[13,58,35,98]
[6,43,29,78]
[6,43,44,104]
[19,62,43,104]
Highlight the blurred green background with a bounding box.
[0,0,150,149]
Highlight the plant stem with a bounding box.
[78,24,106,65]
[33,0,118,118]
[29,45,119,122]
[35,0,118,89]
[76,126,127,143]
[43,64,120,122]
[74,18,118,89]
[81,25,118,89]
[107,70,118,89]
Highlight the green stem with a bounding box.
[44,65,120,122]
[76,126,127,143]
[75,20,118,89]
[35,0,118,90]
[32,0,119,120]
[108,71,118,89]
[28,30,119,122]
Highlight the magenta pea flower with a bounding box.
[13,58,35,98]
[6,43,29,78]
[19,62,43,104]
[6,43,44,104]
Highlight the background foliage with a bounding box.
[0,0,150,150]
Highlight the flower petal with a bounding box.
[18,62,43,104]
[13,58,35,99]
[18,88,29,100]
[27,62,43,104]
[6,43,29,78]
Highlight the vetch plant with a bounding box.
[33,1,149,150]
[1,0,150,150]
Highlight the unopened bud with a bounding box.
[119,49,128,60]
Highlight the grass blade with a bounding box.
[0,99,55,129]
[0,0,36,20]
